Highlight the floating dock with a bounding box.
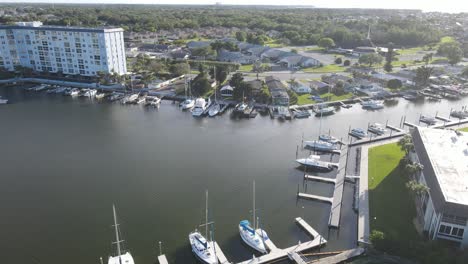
[310,248,365,264]
[256,229,279,252]
[435,115,451,122]
[385,124,404,132]
[157,255,169,264]
[214,242,230,264]
[297,193,333,203]
[304,175,336,184]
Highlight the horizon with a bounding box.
[1,0,468,14]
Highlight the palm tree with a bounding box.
[406,180,430,196]
[398,134,414,155]
[405,162,424,180]
[141,72,155,88]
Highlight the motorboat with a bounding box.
[136,95,147,104]
[419,115,437,125]
[450,110,468,119]
[296,155,338,170]
[192,98,207,117]
[277,106,291,120]
[81,89,97,97]
[403,94,417,101]
[361,100,384,110]
[314,105,335,116]
[304,140,338,152]
[69,88,80,96]
[319,134,339,144]
[189,191,218,264]
[0,96,8,104]
[234,102,248,113]
[122,94,139,104]
[95,92,107,99]
[293,109,311,119]
[350,128,368,138]
[368,123,387,135]
[239,181,268,254]
[145,96,161,107]
[208,102,221,117]
[180,98,195,110]
[109,92,124,102]
[108,205,135,264]
[55,87,67,94]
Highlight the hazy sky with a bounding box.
[2,0,468,13]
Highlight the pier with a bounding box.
[157,255,169,264]
[310,248,365,264]
[257,229,279,252]
[214,242,230,264]
[304,175,336,184]
[298,193,333,203]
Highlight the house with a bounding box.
[170,50,190,61]
[265,76,289,106]
[279,55,321,69]
[321,74,353,87]
[353,46,377,56]
[217,49,254,64]
[410,127,468,248]
[220,85,234,97]
[245,79,263,96]
[260,49,288,62]
[246,46,270,57]
[290,81,312,94]
[309,80,330,94]
[186,41,212,50]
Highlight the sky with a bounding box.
[2,0,468,13]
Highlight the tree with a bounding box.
[334,57,342,64]
[169,63,190,76]
[140,72,155,88]
[406,180,429,196]
[318,37,335,50]
[229,73,244,89]
[387,79,403,89]
[370,230,386,250]
[438,41,463,65]
[191,73,211,96]
[422,53,433,65]
[232,81,252,101]
[414,65,434,88]
[384,43,394,72]
[191,46,215,57]
[343,60,351,66]
[235,31,247,42]
[462,66,468,78]
[148,60,166,74]
[209,66,228,85]
[398,134,414,155]
[291,49,298,54]
[405,162,424,179]
[358,53,383,67]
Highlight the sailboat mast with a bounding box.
[253,181,256,230]
[112,204,122,257]
[214,66,217,102]
[205,190,209,240]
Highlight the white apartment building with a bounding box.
[0,21,126,76]
[410,127,468,248]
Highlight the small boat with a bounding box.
[350,128,368,138]
[208,102,221,117]
[403,94,417,101]
[450,110,468,119]
[192,98,207,117]
[368,123,387,135]
[314,105,335,116]
[293,109,311,119]
[296,155,338,170]
[122,94,139,104]
[239,181,268,254]
[277,106,291,120]
[81,89,97,97]
[304,140,338,152]
[55,87,67,94]
[180,98,195,110]
[108,205,135,264]
[319,134,339,144]
[46,88,57,94]
[62,88,72,95]
[361,100,384,110]
[136,95,147,104]
[419,115,437,125]
[189,191,218,264]
[95,92,107,99]
[69,88,80,96]
[0,96,8,104]
[109,92,124,102]
[34,84,48,92]
[234,102,248,114]
[145,96,161,107]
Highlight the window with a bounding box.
[439,224,465,239]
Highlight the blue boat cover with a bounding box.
[240,220,255,235]
[195,235,208,249]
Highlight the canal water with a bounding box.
[1,86,467,264]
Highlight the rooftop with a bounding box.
[413,127,468,215]
[0,21,123,33]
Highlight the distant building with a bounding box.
[265,76,289,106]
[410,127,468,248]
[220,84,234,97]
[309,80,330,94]
[278,55,320,69]
[0,21,127,76]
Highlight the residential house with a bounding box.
[217,49,254,64]
[290,81,312,94]
[187,41,212,50]
[265,76,289,106]
[260,49,288,62]
[220,84,234,97]
[245,79,264,96]
[279,55,321,69]
[309,80,330,94]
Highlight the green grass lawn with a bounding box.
[302,64,346,73]
[368,143,421,242]
[458,127,468,132]
[239,64,253,72]
[320,92,353,101]
[297,94,315,105]
[440,36,455,43]
[265,39,283,48]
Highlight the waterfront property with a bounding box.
[265,76,289,106]
[410,127,468,247]
[0,21,126,76]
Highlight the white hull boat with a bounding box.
[296,155,338,170]
[319,134,339,144]
[239,221,268,254]
[95,93,106,99]
[192,98,207,117]
[362,100,384,110]
[304,140,338,152]
[181,98,195,110]
[69,88,80,96]
[368,123,387,135]
[208,103,221,117]
[81,89,97,97]
[108,205,135,264]
[189,232,218,264]
[0,97,8,104]
[350,128,368,138]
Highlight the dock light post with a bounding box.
[99,257,103,264]
[159,241,162,256]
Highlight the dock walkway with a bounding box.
[304,175,336,184]
[157,255,169,264]
[310,248,365,264]
[297,193,333,203]
[214,242,230,264]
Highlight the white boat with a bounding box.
[145,96,161,107]
[109,92,124,102]
[81,89,97,97]
[318,134,339,144]
[181,98,195,110]
[136,95,146,104]
[368,123,387,135]
[108,205,135,264]
[0,96,8,104]
[314,106,335,116]
[361,100,384,110]
[192,98,207,117]
[235,102,248,113]
[123,94,139,104]
[55,87,67,94]
[420,116,437,125]
[189,191,218,264]
[208,102,221,117]
[293,110,311,119]
[34,84,48,92]
[304,140,338,152]
[239,181,268,254]
[69,88,80,96]
[95,92,106,99]
[350,128,368,138]
[296,155,338,170]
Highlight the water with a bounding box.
[1,86,467,264]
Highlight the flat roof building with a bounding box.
[410,127,468,247]
[0,21,126,76]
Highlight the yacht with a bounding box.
[314,106,335,116]
[420,116,437,125]
[0,96,8,104]
[239,181,268,254]
[451,110,468,119]
[319,134,339,144]
[208,102,221,117]
[368,123,387,135]
[181,98,195,110]
[81,89,97,97]
[361,100,384,110]
[293,110,311,119]
[304,140,338,152]
[296,155,338,170]
[189,191,218,264]
[145,96,161,107]
[192,98,207,117]
[350,128,368,138]
[108,205,135,264]
[69,88,80,96]
[95,92,106,99]
[136,95,147,104]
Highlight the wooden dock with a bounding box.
[435,115,451,122]
[328,147,348,228]
[256,229,279,252]
[309,248,365,264]
[385,124,404,132]
[403,121,417,128]
[157,255,169,264]
[288,252,308,264]
[304,175,336,184]
[295,217,321,238]
[298,193,333,203]
[214,241,230,264]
